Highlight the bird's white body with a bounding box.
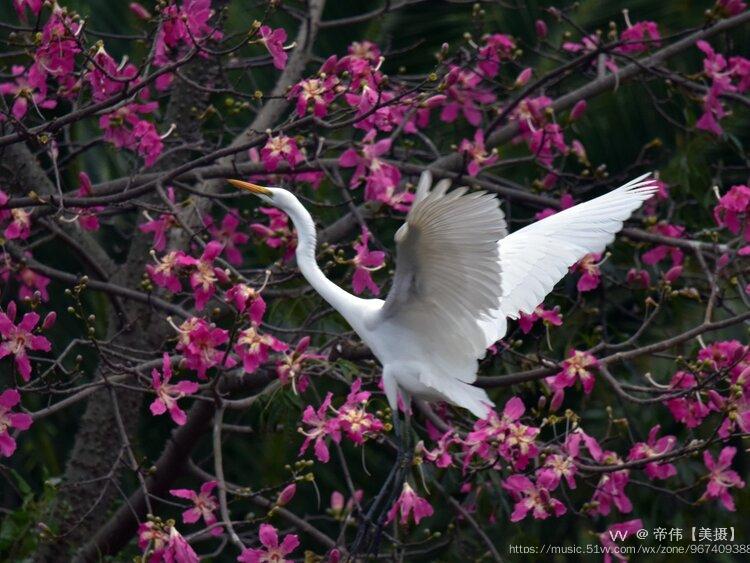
[241,172,658,419]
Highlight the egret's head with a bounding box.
[227,179,300,212]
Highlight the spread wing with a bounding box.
[479,173,659,345]
[375,171,506,415]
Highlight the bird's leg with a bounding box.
[350,404,413,556]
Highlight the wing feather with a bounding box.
[479,174,659,346]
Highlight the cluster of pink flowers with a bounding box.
[338,130,408,210]
[714,184,750,241]
[234,323,287,374]
[462,397,540,471]
[0,190,32,242]
[0,249,51,303]
[298,379,385,462]
[664,340,749,431]
[250,207,298,261]
[695,40,750,136]
[99,99,163,167]
[173,316,236,378]
[153,0,221,91]
[0,65,56,121]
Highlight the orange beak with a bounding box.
[227,179,272,195]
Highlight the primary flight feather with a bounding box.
[229,172,658,419]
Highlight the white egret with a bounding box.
[229,171,658,419]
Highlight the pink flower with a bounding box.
[170,481,221,535]
[477,33,516,78]
[4,208,33,240]
[251,207,297,262]
[440,65,496,126]
[338,130,402,207]
[12,0,43,20]
[570,99,587,120]
[548,350,598,408]
[664,371,715,428]
[420,428,458,468]
[599,519,644,563]
[515,67,533,87]
[626,268,651,288]
[139,188,178,251]
[334,379,385,445]
[174,317,236,379]
[701,447,745,511]
[86,46,138,102]
[299,392,341,463]
[572,252,602,292]
[234,323,287,374]
[642,223,685,266]
[260,134,303,172]
[207,212,249,265]
[153,0,221,90]
[149,353,199,425]
[15,265,51,303]
[226,283,266,323]
[459,130,498,177]
[351,230,385,295]
[146,250,185,293]
[627,425,677,480]
[517,304,562,334]
[0,65,56,120]
[276,483,296,506]
[99,101,163,167]
[75,172,103,231]
[33,7,82,94]
[563,35,618,74]
[129,2,152,20]
[0,301,51,381]
[502,475,566,522]
[288,75,338,118]
[536,432,581,491]
[0,389,32,457]
[534,19,548,39]
[715,0,747,16]
[238,523,300,563]
[138,522,198,562]
[714,185,750,240]
[260,26,288,70]
[617,21,660,54]
[176,241,229,310]
[462,397,539,471]
[592,470,633,516]
[528,123,568,167]
[276,336,325,393]
[386,483,434,525]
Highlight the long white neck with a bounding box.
[283,197,364,328]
